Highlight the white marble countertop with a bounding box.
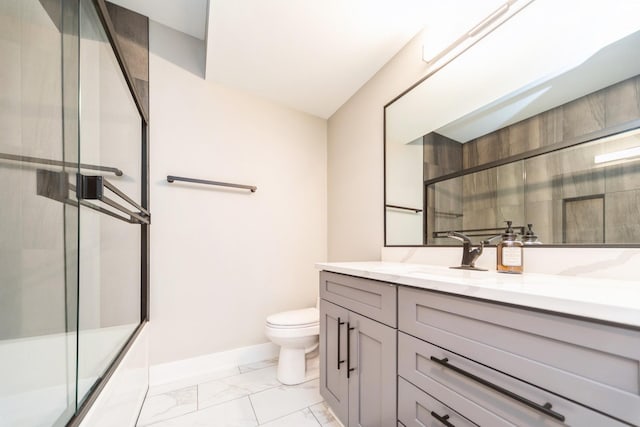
[316,261,640,328]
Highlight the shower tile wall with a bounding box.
[0,0,66,339]
[461,168,497,230]
[563,196,604,243]
[423,133,462,243]
[438,74,640,244]
[496,161,524,231]
[105,1,149,116]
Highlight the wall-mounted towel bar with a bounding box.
[167,175,257,192]
[0,152,123,176]
[385,204,422,213]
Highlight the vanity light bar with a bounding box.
[422,0,533,71]
[594,146,640,164]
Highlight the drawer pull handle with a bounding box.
[430,356,566,422]
[337,317,345,370]
[430,411,455,427]
[347,322,355,378]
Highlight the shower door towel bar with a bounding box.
[36,169,149,224]
[167,175,257,192]
[432,225,526,239]
[0,152,123,176]
[76,174,150,224]
[385,204,422,213]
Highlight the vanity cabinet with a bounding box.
[398,286,640,426]
[319,268,640,427]
[319,271,397,427]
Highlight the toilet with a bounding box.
[265,305,319,385]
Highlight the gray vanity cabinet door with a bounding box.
[320,299,349,426]
[348,311,397,427]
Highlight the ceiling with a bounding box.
[109,0,507,119]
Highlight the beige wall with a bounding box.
[149,23,327,365]
[327,30,429,261]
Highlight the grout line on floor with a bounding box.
[255,406,319,426]
[133,387,150,427]
[247,394,259,425]
[308,404,323,426]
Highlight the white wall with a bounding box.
[149,23,327,365]
[385,135,423,246]
[327,30,430,261]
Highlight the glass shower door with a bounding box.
[76,0,143,406]
[1,0,145,424]
[0,1,79,426]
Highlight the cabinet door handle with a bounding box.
[430,356,565,422]
[337,317,345,370]
[347,322,355,378]
[430,411,455,427]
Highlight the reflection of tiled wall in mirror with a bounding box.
[425,74,640,244]
[105,1,149,117]
[423,133,462,244]
[462,75,640,169]
[563,195,605,244]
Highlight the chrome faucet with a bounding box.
[447,231,487,271]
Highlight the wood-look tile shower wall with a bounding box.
[424,75,640,244]
[105,1,149,117]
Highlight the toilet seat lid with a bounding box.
[266,307,319,328]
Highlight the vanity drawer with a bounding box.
[399,332,626,426]
[399,377,489,427]
[398,286,640,425]
[319,271,396,327]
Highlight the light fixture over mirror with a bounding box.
[421,0,532,75]
[385,0,640,247]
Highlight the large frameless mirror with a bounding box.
[384,0,640,246]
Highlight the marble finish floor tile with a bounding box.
[309,402,342,426]
[239,358,278,374]
[148,396,258,427]
[136,357,333,427]
[198,366,280,410]
[305,355,319,381]
[137,386,197,426]
[249,379,323,424]
[149,366,241,397]
[260,408,320,426]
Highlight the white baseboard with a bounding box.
[149,342,279,386]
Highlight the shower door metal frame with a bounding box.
[66,0,150,425]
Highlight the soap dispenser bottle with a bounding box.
[497,220,523,274]
[522,223,542,245]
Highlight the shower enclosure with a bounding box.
[0,0,149,425]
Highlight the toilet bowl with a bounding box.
[265,307,319,385]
